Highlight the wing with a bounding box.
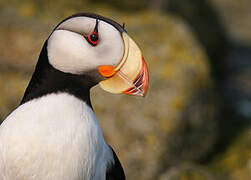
[106,146,126,180]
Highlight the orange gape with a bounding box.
[98,65,116,77]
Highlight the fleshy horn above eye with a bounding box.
[86,19,99,46]
[94,19,99,32]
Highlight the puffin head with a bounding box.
[46,13,149,96]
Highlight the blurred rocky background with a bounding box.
[0,0,251,179]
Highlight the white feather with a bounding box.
[0,93,114,180]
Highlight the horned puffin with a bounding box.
[0,13,149,180]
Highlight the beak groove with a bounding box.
[123,56,149,96]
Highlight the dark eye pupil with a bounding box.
[90,33,98,42]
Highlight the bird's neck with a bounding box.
[21,41,93,107]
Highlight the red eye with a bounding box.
[87,31,99,46]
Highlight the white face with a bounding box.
[47,16,124,75]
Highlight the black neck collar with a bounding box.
[21,41,96,108]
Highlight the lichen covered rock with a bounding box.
[209,127,251,180]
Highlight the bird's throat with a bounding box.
[21,41,93,107]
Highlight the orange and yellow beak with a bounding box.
[98,32,149,97]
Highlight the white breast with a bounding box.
[0,93,113,180]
